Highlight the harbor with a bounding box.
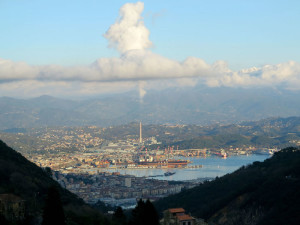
[102,154,270,181]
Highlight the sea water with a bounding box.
[105,154,270,181]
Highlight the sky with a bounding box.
[0,0,300,99]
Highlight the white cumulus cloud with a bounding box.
[103,2,152,54]
[0,2,300,98]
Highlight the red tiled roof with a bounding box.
[168,208,185,213]
[177,214,194,221]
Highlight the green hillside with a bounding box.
[154,147,300,225]
[0,140,110,225]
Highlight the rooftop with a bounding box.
[168,208,185,213]
[177,214,194,221]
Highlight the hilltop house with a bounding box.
[161,208,207,225]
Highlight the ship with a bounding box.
[164,171,176,176]
[138,159,190,168]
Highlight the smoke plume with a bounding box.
[138,81,147,102]
[104,2,152,54]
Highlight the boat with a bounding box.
[164,171,176,176]
[138,159,190,168]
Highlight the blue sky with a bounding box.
[1,0,299,68]
[0,0,300,98]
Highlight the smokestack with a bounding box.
[139,122,142,144]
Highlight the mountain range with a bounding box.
[1,86,300,129]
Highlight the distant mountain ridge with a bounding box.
[1,86,300,129]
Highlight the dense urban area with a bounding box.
[2,118,299,208]
[0,117,300,225]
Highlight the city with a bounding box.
[1,0,300,224]
[1,122,285,209]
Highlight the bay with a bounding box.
[104,154,270,181]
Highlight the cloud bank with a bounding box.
[0,2,300,98]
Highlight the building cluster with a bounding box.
[39,128,103,151]
[26,137,165,173]
[23,125,160,155]
[29,152,111,171]
[53,171,196,205]
[18,126,104,154]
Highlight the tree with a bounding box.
[42,186,66,225]
[44,167,52,178]
[144,199,159,225]
[129,199,159,225]
[129,199,145,225]
[113,206,126,225]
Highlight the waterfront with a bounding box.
[104,154,270,181]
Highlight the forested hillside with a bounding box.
[154,147,300,225]
[0,140,110,225]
